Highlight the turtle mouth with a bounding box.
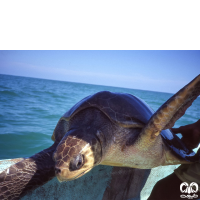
[56,167,93,182]
[73,167,93,180]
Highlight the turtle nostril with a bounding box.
[55,167,61,175]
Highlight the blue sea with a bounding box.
[0,74,199,160]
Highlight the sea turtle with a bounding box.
[0,74,200,199]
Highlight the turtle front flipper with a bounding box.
[139,74,200,146]
[0,143,57,200]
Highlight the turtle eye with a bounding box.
[69,154,84,171]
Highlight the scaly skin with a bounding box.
[139,74,200,148]
[53,132,101,182]
[0,143,57,200]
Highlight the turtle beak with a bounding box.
[54,163,93,182]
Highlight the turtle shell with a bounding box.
[52,91,155,142]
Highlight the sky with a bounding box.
[0,50,200,94]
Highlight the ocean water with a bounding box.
[0,74,199,160]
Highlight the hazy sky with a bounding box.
[0,50,199,93]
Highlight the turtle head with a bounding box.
[53,129,102,182]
